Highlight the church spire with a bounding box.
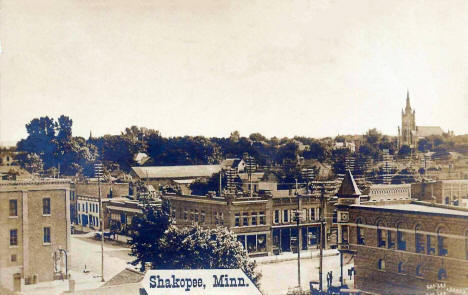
[405,90,412,112]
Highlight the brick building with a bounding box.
[0,179,71,292]
[337,171,468,294]
[163,185,336,256]
[412,179,468,206]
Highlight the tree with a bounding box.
[128,199,261,287]
[249,132,267,142]
[128,198,172,270]
[17,153,44,174]
[398,145,411,157]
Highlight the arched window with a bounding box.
[437,227,448,256]
[377,221,386,248]
[378,259,385,270]
[415,224,424,253]
[438,268,447,280]
[398,262,404,273]
[397,223,406,251]
[416,264,423,277]
[357,218,365,245]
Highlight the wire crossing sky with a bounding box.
[1,0,467,144]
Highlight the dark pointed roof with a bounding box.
[337,170,361,197]
[405,90,412,112]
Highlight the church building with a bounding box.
[398,91,444,148]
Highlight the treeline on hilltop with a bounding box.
[12,115,468,178]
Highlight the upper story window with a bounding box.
[437,227,448,256]
[259,211,265,225]
[357,218,365,245]
[310,208,316,221]
[427,234,436,255]
[377,221,386,248]
[43,227,51,244]
[397,224,406,251]
[283,210,289,223]
[10,229,18,246]
[251,212,258,226]
[235,213,240,227]
[9,199,18,217]
[243,212,249,226]
[43,198,51,215]
[415,224,425,253]
[274,210,280,224]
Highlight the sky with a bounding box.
[1,0,468,145]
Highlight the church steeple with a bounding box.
[405,90,412,112]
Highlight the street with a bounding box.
[68,234,353,295]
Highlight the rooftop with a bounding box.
[132,165,222,179]
[353,202,468,218]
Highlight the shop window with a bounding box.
[257,234,267,252]
[415,225,424,253]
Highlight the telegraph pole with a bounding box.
[319,184,325,291]
[94,162,105,282]
[295,179,301,289]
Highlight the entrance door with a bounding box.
[280,228,291,252]
[13,273,21,292]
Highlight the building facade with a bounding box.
[411,179,468,206]
[0,179,71,292]
[337,172,468,294]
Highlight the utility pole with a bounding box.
[219,170,222,197]
[319,184,325,291]
[295,179,301,289]
[94,162,105,282]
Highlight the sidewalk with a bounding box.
[251,249,339,264]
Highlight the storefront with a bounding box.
[272,225,321,253]
[236,232,268,255]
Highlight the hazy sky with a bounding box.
[1,0,468,144]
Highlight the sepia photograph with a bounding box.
[1,0,468,294]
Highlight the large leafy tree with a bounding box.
[128,199,261,287]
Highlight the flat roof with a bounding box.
[352,203,468,218]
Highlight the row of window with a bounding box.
[235,211,266,227]
[9,198,51,217]
[9,227,51,246]
[77,202,99,213]
[356,221,462,258]
[177,208,225,225]
[377,259,447,280]
[273,208,320,224]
